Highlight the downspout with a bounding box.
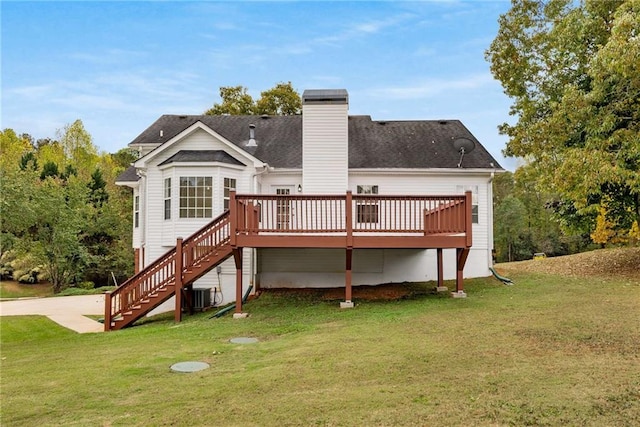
[136,168,147,268]
[487,167,495,269]
[249,164,272,289]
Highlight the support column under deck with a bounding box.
[453,248,470,298]
[233,248,248,318]
[436,248,447,292]
[174,238,183,322]
[341,248,354,308]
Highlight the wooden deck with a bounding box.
[105,191,473,330]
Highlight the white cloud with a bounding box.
[370,74,496,100]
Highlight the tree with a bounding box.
[28,176,89,292]
[205,85,256,115]
[0,129,33,172]
[1,124,135,289]
[255,82,301,115]
[57,119,99,178]
[486,0,639,243]
[495,195,528,262]
[205,82,302,116]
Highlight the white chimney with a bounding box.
[302,89,348,194]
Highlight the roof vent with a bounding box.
[160,130,164,137]
[378,121,386,126]
[261,114,269,120]
[247,124,257,147]
[439,120,448,125]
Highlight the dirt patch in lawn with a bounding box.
[496,247,640,282]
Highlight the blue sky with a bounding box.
[1,1,516,169]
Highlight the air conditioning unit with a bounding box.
[192,288,211,310]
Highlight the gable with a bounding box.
[133,121,263,169]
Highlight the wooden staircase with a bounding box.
[104,211,232,331]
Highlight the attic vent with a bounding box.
[160,130,164,137]
[247,124,257,147]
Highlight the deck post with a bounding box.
[230,190,237,247]
[341,192,354,308]
[453,248,470,298]
[104,291,112,331]
[436,248,447,292]
[175,237,184,322]
[233,248,247,317]
[341,248,354,308]
[465,191,473,247]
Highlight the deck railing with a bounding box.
[233,192,471,236]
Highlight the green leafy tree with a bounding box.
[57,119,99,179]
[205,82,302,116]
[495,195,528,262]
[205,85,256,115]
[486,0,639,243]
[255,82,301,115]
[26,176,89,292]
[1,129,33,172]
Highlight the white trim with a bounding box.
[348,168,502,175]
[115,180,140,188]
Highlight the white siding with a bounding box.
[258,247,489,288]
[348,171,492,251]
[302,104,348,194]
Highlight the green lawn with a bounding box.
[1,273,638,426]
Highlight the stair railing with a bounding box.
[105,210,232,330]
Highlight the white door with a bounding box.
[273,186,294,230]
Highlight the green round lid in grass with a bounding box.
[230,337,259,344]
[170,361,210,373]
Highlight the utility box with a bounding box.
[192,288,211,310]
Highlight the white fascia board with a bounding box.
[265,168,302,175]
[158,162,247,171]
[134,121,265,169]
[348,168,502,176]
[115,180,140,189]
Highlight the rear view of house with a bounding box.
[110,89,502,330]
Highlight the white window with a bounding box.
[134,195,140,228]
[223,178,236,211]
[456,185,479,224]
[356,185,379,223]
[164,178,171,220]
[179,177,212,218]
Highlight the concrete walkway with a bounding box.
[0,294,105,333]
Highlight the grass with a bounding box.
[0,280,114,299]
[1,273,639,426]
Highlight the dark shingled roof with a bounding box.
[159,150,246,166]
[115,165,139,183]
[130,114,502,170]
